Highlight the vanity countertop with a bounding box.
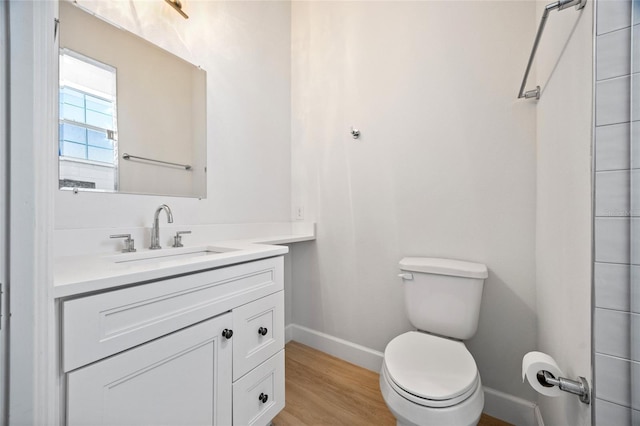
[54,232,313,298]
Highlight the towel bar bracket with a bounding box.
[524,86,541,100]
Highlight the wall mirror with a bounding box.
[58,1,207,198]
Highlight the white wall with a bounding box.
[290,1,538,401]
[535,0,593,424]
[8,1,58,423]
[59,158,116,190]
[55,0,291,235]
[0,1,7,421]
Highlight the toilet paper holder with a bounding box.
[537,370,590,404]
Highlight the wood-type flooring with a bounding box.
[273,341,513,426]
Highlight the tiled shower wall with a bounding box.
[594,0,639,423]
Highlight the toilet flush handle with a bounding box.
[398,273,413,280]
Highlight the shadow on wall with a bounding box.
[467,270,538,401]
[289,239,411,349]
[537,7,584,99]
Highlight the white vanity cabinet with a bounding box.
[61,256,285,426]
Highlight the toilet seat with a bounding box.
[383,331,479,408]
[382,363,479,409]
[380,366,484,426]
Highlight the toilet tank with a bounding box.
[399,257,488,340]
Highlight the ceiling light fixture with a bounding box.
[164,0,189,19]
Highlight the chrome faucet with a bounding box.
[150,204,174,249]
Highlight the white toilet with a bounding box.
[379,257,488,426]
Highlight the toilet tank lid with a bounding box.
[399,257,488,279]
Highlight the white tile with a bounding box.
[634,0,640,25]
[596,76,631,126]
[633,314,640,361]
[634,25,640,73]
[596,123,630,171]
[598,0,632,35]
[597,27,631,81]
[633,74,640,122]
[595,218,631,263]
[595,308,630,358]
[633,122,640,168]
[634,362,640,409]
[633,266,640,313]
[596,170,630,216]
[633,218,640,264]
[633,171,640,217]
[595,354,632,406]
[595,262,631,310]
[596,398,632,425]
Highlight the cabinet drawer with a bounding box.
[62,256,283,372]
[232,350,285,426]
[232,291,284,380]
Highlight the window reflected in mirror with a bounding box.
[59,49,118,191]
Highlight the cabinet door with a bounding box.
[67,314,232,426]
[232,291,284,380]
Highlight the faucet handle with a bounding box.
[110,234,136,253]
[172,230,191,248]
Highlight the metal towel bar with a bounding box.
[518,0,586,100]
[122,153,192,170]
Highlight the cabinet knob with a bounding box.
[258,327,268,336]
[222,329,233,339]
[259,393,269,403]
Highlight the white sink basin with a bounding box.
[109,246,239,266]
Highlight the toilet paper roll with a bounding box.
[522,351,565,397]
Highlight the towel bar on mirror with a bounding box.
[122,153,192,170]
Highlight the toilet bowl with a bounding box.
[380,258,488,426]
[379,331,484,426]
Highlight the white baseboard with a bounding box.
[287,324,384,372]
[286,323,542,426]
[483,386,541,426]
[534,405,545,426]
[285,324,294,343]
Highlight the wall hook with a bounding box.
[350,127,361,139]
